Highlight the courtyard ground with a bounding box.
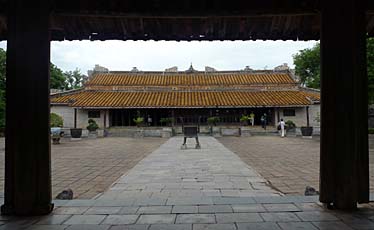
[0,137,167,199]
[218,135,374,195]
[0,135,372,199]
[1,136,374,229]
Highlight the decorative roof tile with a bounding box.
[51,91,320,108]
[86,72,297,86]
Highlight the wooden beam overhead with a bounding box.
[0,0,373,42]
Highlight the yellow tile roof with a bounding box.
[51,91,320,108]
[86,72,296,86]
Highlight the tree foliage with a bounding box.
[293,43,320,89]
[50,63,67,90]
[51,66,87,91]
[50,113,63,127]
[293,40,374,104]
[64,68,85,89]
[0,48,87,129]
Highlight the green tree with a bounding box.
[50,63,67,90]
[293,43,320,89]
[50,113,63,127]
[0,48,71,129]
[293,40,374,104]
[64,68,85,89]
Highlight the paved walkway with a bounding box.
[1,137,374,229]
[102,136,280,202]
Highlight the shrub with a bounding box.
[50,113,63,127]
[240,115,250,124]
[133,117,144,127]
[87,119,99,131]
[207,116,220,126]
[285,120,296,130]
[369,128,374,134]
[160,117,174,126]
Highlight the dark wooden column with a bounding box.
[306,106,310,127]
[320,0,369,209]
[104,110,107,128]
[171,109,175,126]
[74,108,77,128]
[1,0,53,215]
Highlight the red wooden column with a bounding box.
[320,1,369,209]
[1,0,53,215]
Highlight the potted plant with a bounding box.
[285,120,296,132]
[239,115,250,126]
[50,113,64,144]
[207,116,219,126]
[86,119,99,138]
[160,117,174,137]
[133,116,144,138]
[207,116,220,135]
[133,117,144,127]
[301,106,313,137]
[87,119,99,131]
[160,117,173,126]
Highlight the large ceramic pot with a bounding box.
[301,127,313,136]
[70,128,82,138]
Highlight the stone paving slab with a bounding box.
[136,214,176,224]
[0,199,374,229]
[99,137,280,207]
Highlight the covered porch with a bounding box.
[109,108,276,127]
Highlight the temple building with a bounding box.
[51,64,320,134]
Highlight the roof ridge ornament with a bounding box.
[186,63,196,73]
[243,66,253,72]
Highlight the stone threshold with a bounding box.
[53,195,321,207]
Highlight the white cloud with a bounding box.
[0,40,317,74]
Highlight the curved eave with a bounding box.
[51,103,69,106]
[73,105,313,109]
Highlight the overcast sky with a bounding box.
[0,40,317,75]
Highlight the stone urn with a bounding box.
[301,126,313,137]
[70,128,82,138]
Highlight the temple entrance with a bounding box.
[109,108,275,127]
[110,109,171,126]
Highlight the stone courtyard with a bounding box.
[0,136,373,229]
[218,136,321,195]
[0,137,166,199]
[218,136,374,195]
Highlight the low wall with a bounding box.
[221,128,241,136]
[107,127,172,138]
[61,128,104,138]
[69,125,321,138]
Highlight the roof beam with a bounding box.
[52,0,320,16]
